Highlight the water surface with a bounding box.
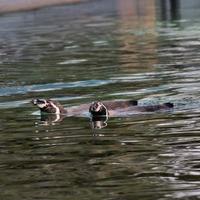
[1,0,200,199]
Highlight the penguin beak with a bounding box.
[31,99,38,105]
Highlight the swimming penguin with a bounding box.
[89,101,174,117]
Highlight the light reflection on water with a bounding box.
[0,79,115,96]
[1,0,200,199]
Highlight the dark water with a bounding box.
[1,0,200,199]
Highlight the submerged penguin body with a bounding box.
[89,102,173,117]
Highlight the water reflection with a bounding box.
[36,113,108,129]
[158,0,180,21]
[117,0,157,72]
[40,113,66,125]
[90,116,108,129]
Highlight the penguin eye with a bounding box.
[37,101,48,108]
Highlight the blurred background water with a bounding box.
[1,0,200,199]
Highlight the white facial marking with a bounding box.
[50,102,60,114]
[95,102,102,112]
[38,100,47,108]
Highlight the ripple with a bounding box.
[0,79,115,96]
[58,59,87,65]
[0,95,88,109]
[109,85,169,96]
[64,45,79,49]
[93,40,108,46]
[110,71,177,82]
[85,22,114,27]
[0,99,30,109]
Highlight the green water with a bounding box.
[1,0,200,199]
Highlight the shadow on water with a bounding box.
[1,0,200,199]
